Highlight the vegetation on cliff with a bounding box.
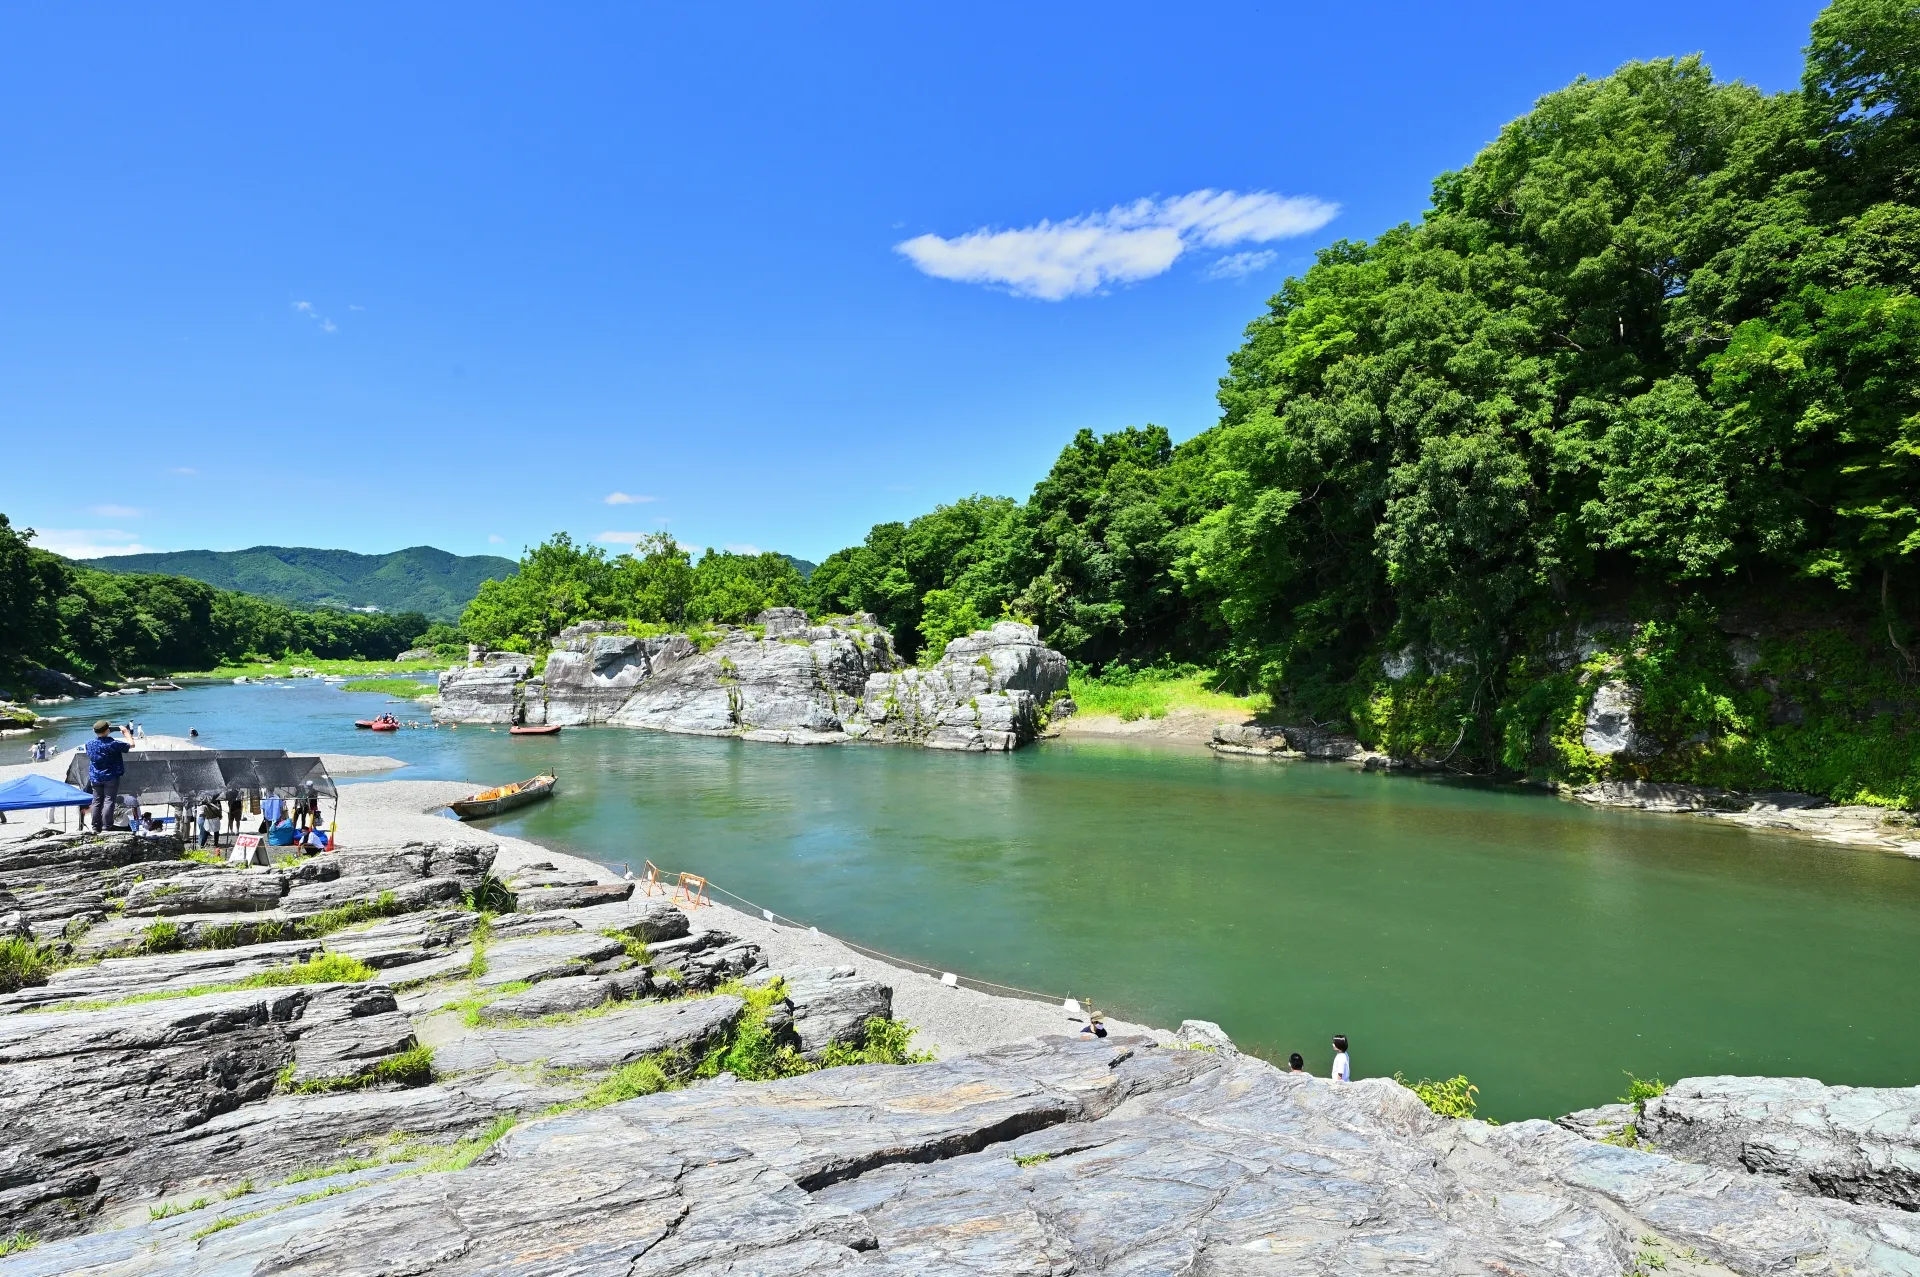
[445,1,1920,805]
[800,0,1920,805]
[0,514,432,692]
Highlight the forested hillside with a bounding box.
[457,0,1918,804]
[0,515,431,692]
[79,544,517,621]
[811,0,1920,806]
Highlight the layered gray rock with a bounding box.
[644,928,762,992]
[17,1034,1920,1273]
[537,632,695,726]
[763,965,894,1058]
[1636,1075,1920,1211]
[432,656,531,724]
[122,867,287,915]
[511,881,634,911]
[0,982,417,1239]
[854,622,1067,751]
[434,991,746,1075]
[609,620,894,739]
[0,938,324,1013]
[474,968,653,1023]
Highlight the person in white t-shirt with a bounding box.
[1330,1034,1351,1082]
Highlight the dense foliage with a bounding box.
[429,2,1920,804]
[803,0,1920,803]
[460,532,807,654]
[78,545,517,621]
[0,514,429,691]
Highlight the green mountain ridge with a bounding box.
[79,545,518,622]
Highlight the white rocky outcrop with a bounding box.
[1581,679,1641,756]
[609,616,895,739]
[853,622,1068,751]
[434,616,1070,751]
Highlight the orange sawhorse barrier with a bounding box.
[639,860,663,896]
[678,873,711,908]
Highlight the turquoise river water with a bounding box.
[31,677,1920,1121]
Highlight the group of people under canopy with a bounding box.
[0,748,338,853]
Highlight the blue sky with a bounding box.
[1,1,1821,565]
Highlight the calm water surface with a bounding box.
[37,678,1920,1120]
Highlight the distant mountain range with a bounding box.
[78,545,519,622]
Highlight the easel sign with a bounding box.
[228,834,269,867]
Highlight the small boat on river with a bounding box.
[450,773,557,821]
[361,714,400,732]
[509,724,562,736]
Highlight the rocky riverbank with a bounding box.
[5,780,1919,1272]
[435,611,1070,752]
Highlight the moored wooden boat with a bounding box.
[509,724,562,736]
[449,773,558,821]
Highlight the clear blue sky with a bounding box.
[0,1,1822,565]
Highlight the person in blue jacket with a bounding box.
[85,720,135,832]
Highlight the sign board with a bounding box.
[228,833,269,867]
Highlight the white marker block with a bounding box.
[1063,998,1082,1015]
[762,909,774,921]
[941,972,959,987]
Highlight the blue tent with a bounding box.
[0,773,93,813]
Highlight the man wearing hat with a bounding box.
[85,720,136,832]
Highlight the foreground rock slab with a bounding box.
[24,1037,1920,1276]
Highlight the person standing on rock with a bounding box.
[85,720,134,833]
[1330,1034,1351,1083]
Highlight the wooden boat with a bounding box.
[509,724,562,736]
[449,773,557,821]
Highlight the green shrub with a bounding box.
[0,1230,39,1256]
[243,952,376,987]
[0,937,56,993]
[141,920,185,953]
[1395,1073,1482,1120]
[818,1017,934,1067]
[284,1044,434,1094]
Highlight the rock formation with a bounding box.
[15,1029,1920,1273]
[436,614,1069,751]
[0,829,895,1246]
[852,622,1068,751]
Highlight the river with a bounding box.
[30,677,1920,1121]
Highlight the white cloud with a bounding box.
[603,492,655,505]
[89,504,142,518]
[487,535,506,544]
[896,189,1337,299]
[292,300,337,333]
[33,529,155,559]
[724,543,764,556]
[169,466,197,476]
[1208,250,1278,279]
[595,531,648,545]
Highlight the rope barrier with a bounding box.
[634,861,1109,1017]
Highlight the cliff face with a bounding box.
[436,612,1069,751]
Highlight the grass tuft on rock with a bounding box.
[1,1230,40,1256]
[284,1044,435,1094]
[0,937,57,993]
[38,950,378,1012]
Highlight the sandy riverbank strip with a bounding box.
[334,776,1180,1060]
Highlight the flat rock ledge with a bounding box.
[17,1038,1920,1275]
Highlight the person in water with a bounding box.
[1330,1034,1351,1083]
[1288,1053,1306,1073]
